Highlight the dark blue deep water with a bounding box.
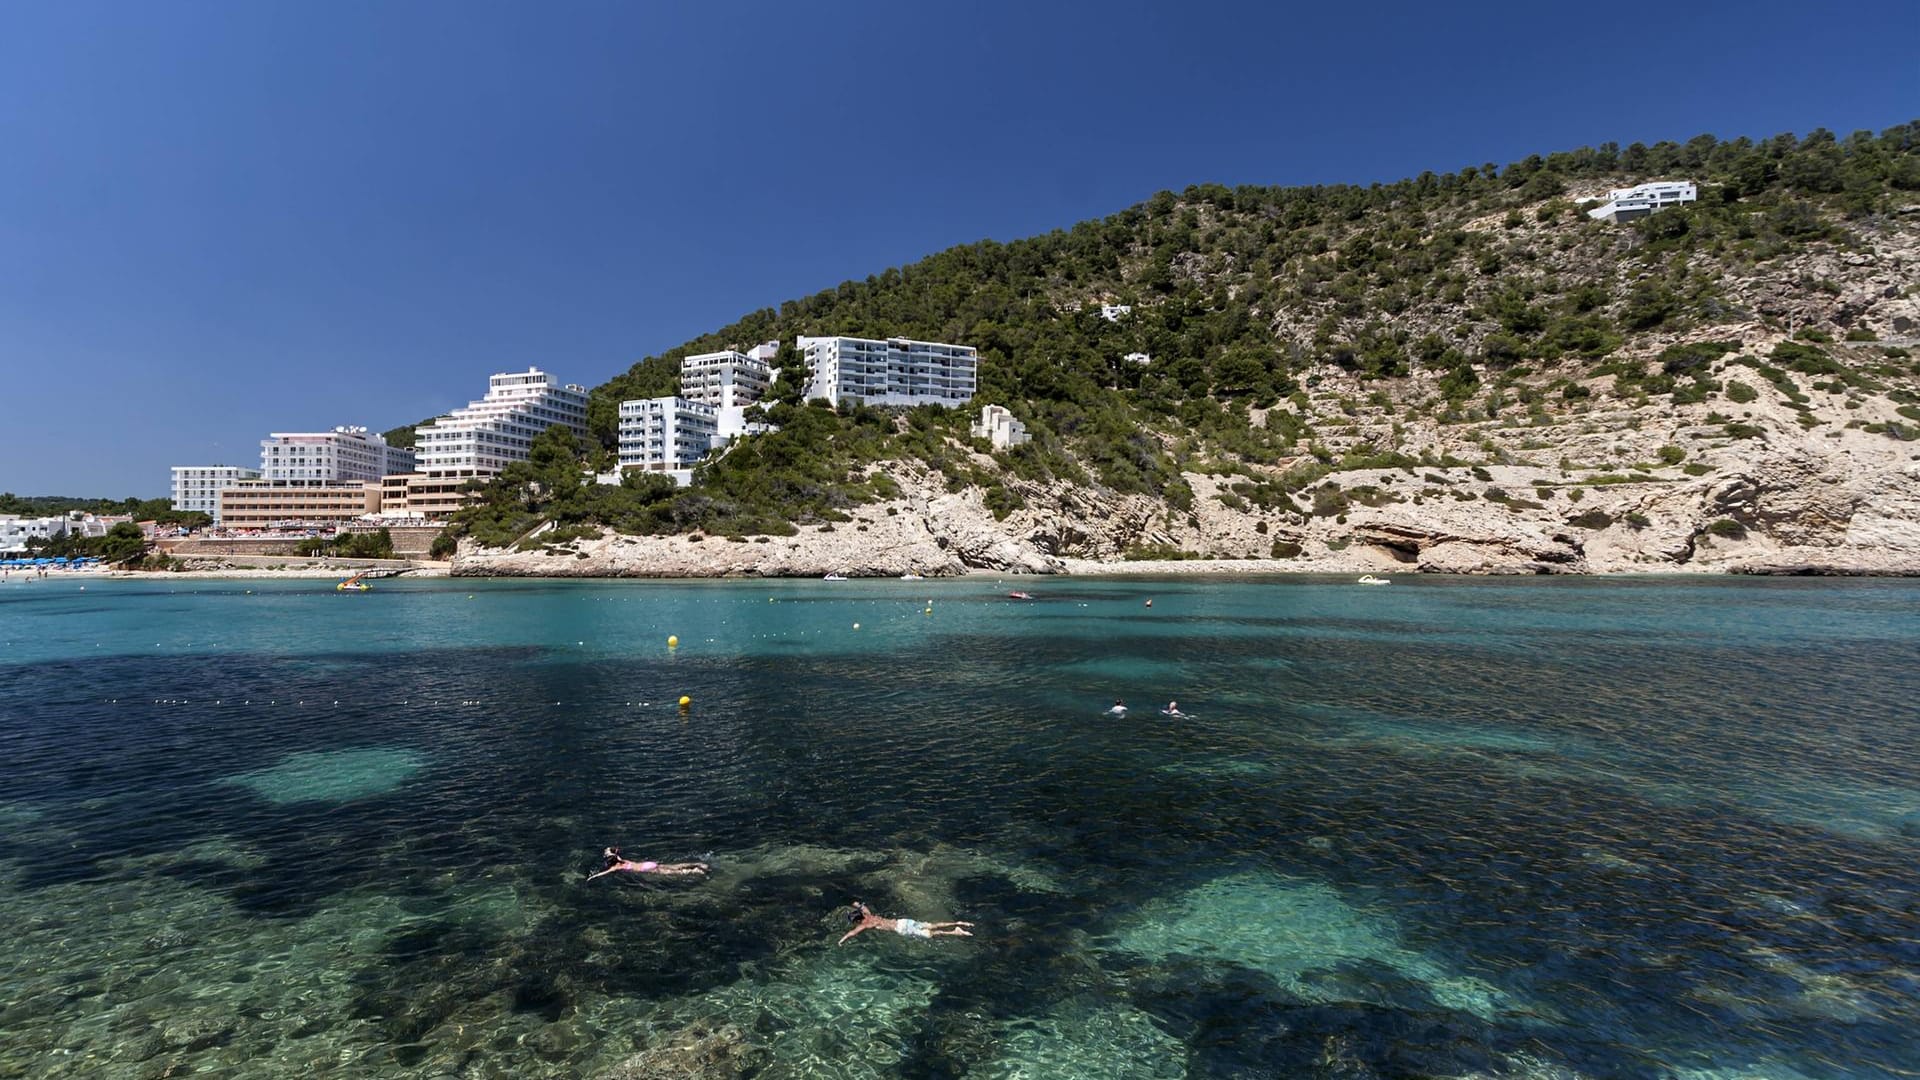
[1,575,1916,1079]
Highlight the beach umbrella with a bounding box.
[53,557,69,563]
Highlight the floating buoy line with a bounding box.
[93,697,715,709]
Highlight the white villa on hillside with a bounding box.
[971,405,1030,450]
[415,367,589,478]
[1587,181,1697,222]
[799,336,977,408]
[1099,303,1132,322]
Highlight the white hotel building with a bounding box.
[618,397,717,478]
[682,347,774,411]
[681,346,776,442]
[799,336,977,408]
[259,426,415,486]
[170,465,262,522]
[414,367,590,478]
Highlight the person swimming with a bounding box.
[838,900,973,945]
[585,846,710,881]
[1106,699,1128,717]
[1161,700,1187,718]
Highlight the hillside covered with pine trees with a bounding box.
[446,123,1920,576]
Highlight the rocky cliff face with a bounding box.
[454,406,1920,578]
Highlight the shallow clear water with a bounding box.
[1,575,1917,1079]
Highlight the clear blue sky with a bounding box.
[2,0,1914,495]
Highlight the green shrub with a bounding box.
[1568,509,1613,529]
[429,530,458,559]
[1124,543,1201,561]
[1705,518,1747,539]
[1625,511,1651,529]
[1771,341,1843,375]
[1683,463,1711,476]
[1725,381,1758,404]
[1723,422,1765,439]
[1844,328,1877,342]
[1270,539,1302,558]
[1311,485,1351,517]
[1656,445,1687,465]
[983,483,1025,520]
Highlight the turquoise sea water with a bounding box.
[1,574,1916,1078]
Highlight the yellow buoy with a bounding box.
[667,635,679,648]
[678,695,691,707]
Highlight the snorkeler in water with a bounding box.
[585,846,710,881]
[838,900,973,945]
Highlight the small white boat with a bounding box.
[823,573,849,581]
[1357,575,1390,586]
[900,573,923,580]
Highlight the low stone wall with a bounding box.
[171,554,417,570]
[162,538,308,556]
[335,525,445,556]
[162,525,442,558]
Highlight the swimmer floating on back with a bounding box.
[585,846,710,881]
[838,900,973,945]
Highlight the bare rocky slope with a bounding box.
[455,141,1920,578]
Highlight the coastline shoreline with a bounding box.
[21,557,1912,583]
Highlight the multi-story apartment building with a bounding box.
[170,465,263,522]
[617,397,717,475]
[798,336,977,408]
[681,350,773,411]
[216,482,381,529]
[1587,181,1697,222]
[259,426,415,486]
[681,346,778,443]
[414,368,589,478]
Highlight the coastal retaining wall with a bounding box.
[162,526,443,558]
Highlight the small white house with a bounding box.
[1587,181,1697,222]
[0,515,70,553]
[1124,352,1152,366]
[1099,303,1133,322]
[970,405,1030,450]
